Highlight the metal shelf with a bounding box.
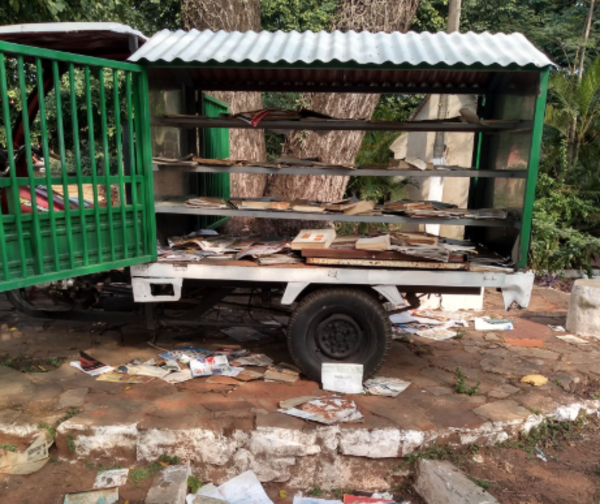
[152,116,531,133]
[153,163,528,179]
[155,197,520,228]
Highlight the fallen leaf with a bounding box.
[521,374,548,387]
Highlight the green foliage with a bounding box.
[261,0,337,32]
[395,442,470,470]
[530,174,600,274]
[0,443,17,452]
[159,453,180,465]
[97,462,122,473]
[0,0,180,34]
[460,0,600,71]
[46,357,66,368]
[469,476,492,490]
[37,421,57,439]
[411,0,448,32]
[128,462,163,483]
[454,367,480,396]
[332,489,345,500]
[306,485,323,497]
[356,94,424,167]
[66,434,76,453]
[188,475,202,494]
[502,411,597,455]
[85,460,94,471]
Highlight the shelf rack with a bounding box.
[153,163,528,179]
[152,116,532,133]
[155,196,519,229]
[151,114,527,228]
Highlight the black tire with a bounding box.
[287,288,392,382]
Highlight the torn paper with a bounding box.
[363,377,410,397]
[93,468,129,489]
[321,363,363,394]
[279,397,363,425]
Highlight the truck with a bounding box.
[0,23,552,380]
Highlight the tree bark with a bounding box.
[263,0,420,235]
[181,0,267,232]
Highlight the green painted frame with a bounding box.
[0,40,156,292]
[518,68,550,269]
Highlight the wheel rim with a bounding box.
[315,314,363,359]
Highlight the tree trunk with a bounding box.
[181,0,267,232]
[263,0,420,235]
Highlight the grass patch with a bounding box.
[159,453,180,465]
[66,434,76,453]
[469,476,492,489]
[0,443,16,452]
[395,442,473,470]
[188,476,202,493]
[306,485,323,497]
[500,411,600,456]
[129,462,163,484]
[454,367,480,396]
[98,462,122,474]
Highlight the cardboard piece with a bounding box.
[0,431,53,475]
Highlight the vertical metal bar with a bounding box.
[136,70,156,259]
[84,65,103,263]
[53,60,75,269]
[132,73,147,255]
[68,63,89,266]
[18,55,44,274]
[0,53,15,279]
[112,70,128,260]
[98,68,116,262]
[125,73,140,257]
[36,58,59,272]
[518,68,550,269]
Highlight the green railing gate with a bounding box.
[198,93,230,229]
[0,41,156,292]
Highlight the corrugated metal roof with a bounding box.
[130,29,553,69]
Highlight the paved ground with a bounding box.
[0,286,599,503]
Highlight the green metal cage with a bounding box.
[0,40,156,292]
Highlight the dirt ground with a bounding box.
[2,415,600,504]
[1,285,600,503]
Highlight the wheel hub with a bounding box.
[316,314,362,359]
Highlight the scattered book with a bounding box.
[330,234,360,249]
[355,234,391,251]
[344,200,375,215]
[239,200,290,210]
[291,229,337,250]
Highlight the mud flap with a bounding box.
[501,272,535,309]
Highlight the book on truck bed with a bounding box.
[291,229,337,250]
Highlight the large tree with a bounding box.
[181,0,268,211]
[262,0,420,234]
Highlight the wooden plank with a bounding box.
[301,248,466,263]
[302,248,432,261]
[305,257,468,269]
